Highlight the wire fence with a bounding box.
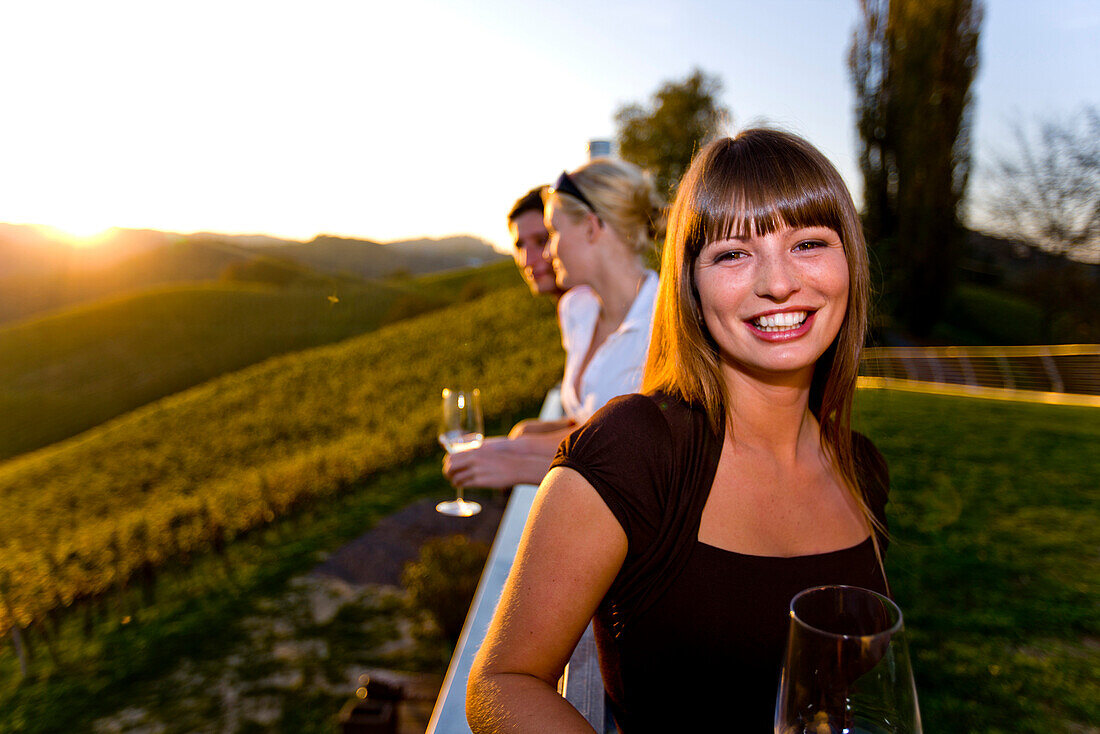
[857,344,1100,407]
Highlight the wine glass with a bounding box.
[437,387,483,517]
[774,585,922,734]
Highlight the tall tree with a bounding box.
[850,0,983,337]
[615,69,729,199]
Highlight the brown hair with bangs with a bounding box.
[643,128,882,542]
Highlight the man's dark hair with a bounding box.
[508,186,548,223]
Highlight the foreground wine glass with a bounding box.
[437,388,483,517]
[775,585,922,734]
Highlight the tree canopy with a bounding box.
[614,69,729,199]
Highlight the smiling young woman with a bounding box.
[693,223,851,382]
[467,130,889,733]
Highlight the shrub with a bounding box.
[401,535,490,643]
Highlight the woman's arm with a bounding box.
[506,421,576,456]
[508,417,575,438]
[443,424,576,489]
[467,467,628,733]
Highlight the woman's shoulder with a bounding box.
[556,394,682,481]
[581,392,673,440]
[557,284,598,319]
[564,392,714,475]
[591,390,703,425]
[556,390,711,476]
[557,286,598,349]
[553,394,677,543]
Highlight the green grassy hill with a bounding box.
[0,282,562,633]
[0,240,257,323]
[0,261,521,461]
[252,235,505,279]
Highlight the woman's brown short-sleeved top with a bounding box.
[551,392,890,733]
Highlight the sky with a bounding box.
[0,0,1097,251]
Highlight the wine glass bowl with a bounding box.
[437,388,483,517]
[775,585,922,734]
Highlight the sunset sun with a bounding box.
[35,222,113,247]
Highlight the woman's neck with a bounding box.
[722,366,819,463]
[587,258,647,327]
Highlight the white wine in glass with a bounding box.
[437,388,483,517]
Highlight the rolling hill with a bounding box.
[0,260,522,460]
[250,234,506,278]
[0,224,507,324]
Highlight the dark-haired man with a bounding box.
[441,187,572,491]
[508,186,564,298]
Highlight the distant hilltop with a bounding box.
[0,223,507,324]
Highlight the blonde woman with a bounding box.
[444,159,663,490]
[467,129,890,732]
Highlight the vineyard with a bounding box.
[0,283,562,637]
[0,261,518,460]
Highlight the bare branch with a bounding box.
[980,106,1100,261]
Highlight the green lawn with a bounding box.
[854,389,1099,733]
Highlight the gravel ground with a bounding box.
[91,496,507,734]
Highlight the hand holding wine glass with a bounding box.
[774,585,922,734]
[437,388,483,517]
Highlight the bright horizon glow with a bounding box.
[29,224,114,247]
[0,0,1096,253]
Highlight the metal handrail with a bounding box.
[426,388,608,733]
[425,483,538,733]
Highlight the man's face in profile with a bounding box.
[510,209,558,295]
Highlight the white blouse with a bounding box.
[558,270,659,424]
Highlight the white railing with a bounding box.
[426,387,609,733]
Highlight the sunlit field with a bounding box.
[0,282,560,640]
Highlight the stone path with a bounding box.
[311,495,506,586]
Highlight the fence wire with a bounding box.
[857,344,1099,407]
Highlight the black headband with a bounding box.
[550,171,599,217]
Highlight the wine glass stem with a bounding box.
[456,486,464,502]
